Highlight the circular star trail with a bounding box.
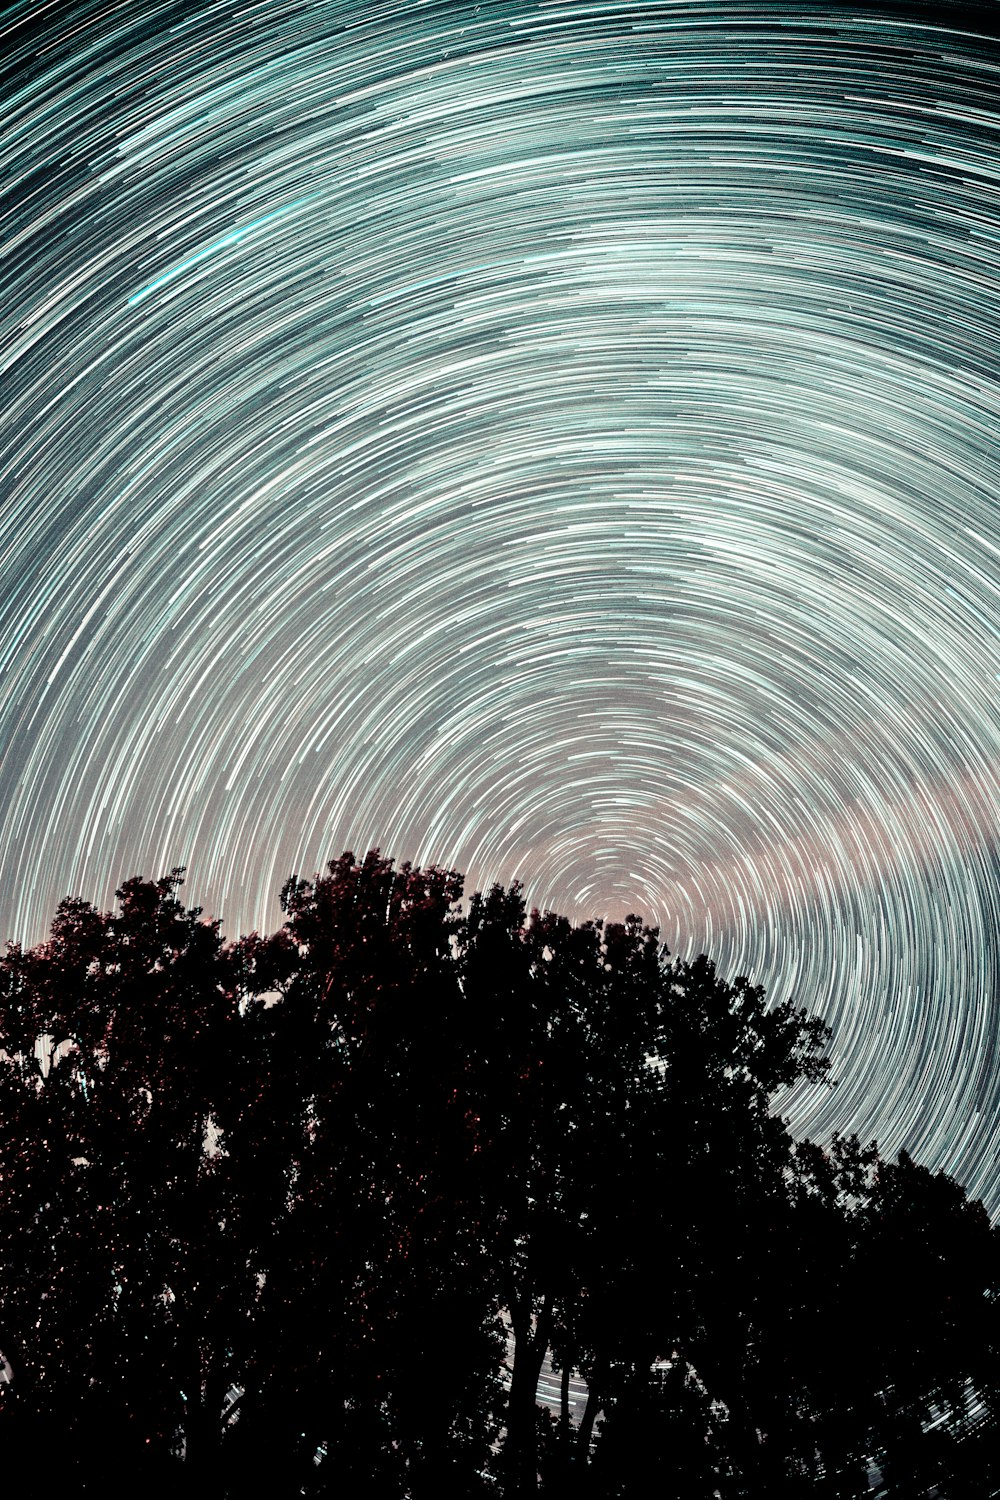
[1,1,999,1208]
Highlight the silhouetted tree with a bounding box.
[223,851,504,1496]
[0,872,239,1495]
[0,851,996,1498]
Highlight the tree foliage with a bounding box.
[0,851,996,1496]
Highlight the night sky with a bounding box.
[2,2,999,1209]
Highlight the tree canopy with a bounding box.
[0,850,996,1497]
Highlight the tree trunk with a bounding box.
[576,1352,607,1461]
[560,1358,571,1442]
[185,1352,228,1494]
[503,1291,554,1497]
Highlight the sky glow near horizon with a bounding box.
[2,1,1000,1208]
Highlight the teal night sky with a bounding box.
[2,2,1000,1206]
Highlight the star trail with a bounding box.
[1,1,999,1208]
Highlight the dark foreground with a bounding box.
[0,851,997,1497]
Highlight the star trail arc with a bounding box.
[1,1,1000,1208]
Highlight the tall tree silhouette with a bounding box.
[223,851,504,1496]
[0,851,996,1497]
[0,872,239,1495]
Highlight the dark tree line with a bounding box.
[0,850,997,1497]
